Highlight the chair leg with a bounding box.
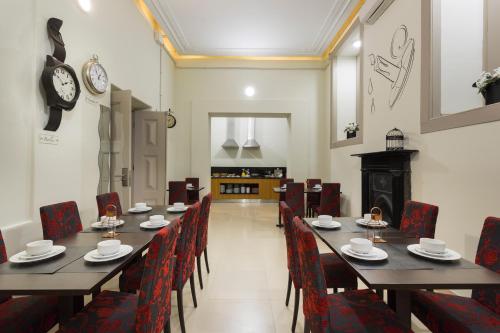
[189,274,198,308]
[292,287,300,332]
[177,285,186,333]
[164,319,171,333]
[197,255,204,290]
[204,248,210,273]
[285,273,292,306]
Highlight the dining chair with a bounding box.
[59,219,180,333]
[168,181,188,205]
[285,182,305,218]
[0,230,59,332]
[119,202,201,333]
[277,178,294,225]
[195,193,212,289]
[306,179,321,217]
[293,217,412,333]
[280,202,356,332]
[96,192,123,217]
[315,183,341,217]
[410,216,500,333]
[399,200,439,238]
[185,177,200,204]
[39,201,83,241]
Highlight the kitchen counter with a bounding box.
[211,177,281,201]
[211,176,283,179]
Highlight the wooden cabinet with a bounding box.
[211,178,281,201]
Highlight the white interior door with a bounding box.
[132,111,167,205]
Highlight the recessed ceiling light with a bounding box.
[78,0,92,12]
[245,86,255,97]
[352,40,362,49]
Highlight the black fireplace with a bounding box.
[352,150,418,229]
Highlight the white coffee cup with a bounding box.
[135,202,147,209]
[318,215,333,226]
[420,238,446,254]
[100,216,116,223]
[26,240,53,256]
[150,215,165,225]
[350,238,373,254]
[174,202,185,210]
[186,183,193,188]
[97,240,121,256]
[363,213,372,222]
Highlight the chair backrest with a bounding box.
[173,202,201,288]
[96,192,123,217]
[280,202,302,287]
[399,200,439,239]
[0,230,11,304]
[279,178,294,201]
[472,217,500,314]
[185,177,199,188]
[168,181,188,205]
[39,201,83,241]
[185,178,200,203]
[317,183,341,217]
[293,217,329,332]
[196,193,212,256]
[135,219,180,333]
[306,179,322,188]
[285,183,305,218]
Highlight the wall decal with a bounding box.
[368,25,414,108]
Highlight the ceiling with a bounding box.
[144,0,357,57]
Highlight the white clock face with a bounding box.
[89,63,108,93]
[52,67,77,102]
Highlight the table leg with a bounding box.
[276,206,283,228]
[58,295,84,326]
[391,290,411,329]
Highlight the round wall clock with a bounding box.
[167,108,176,128]
[82,55,108,95]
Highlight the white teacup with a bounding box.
[363,213,372,222]
[420,238,446,254]
[26,240,53,256]
[135,202,147,209]
[174,202,185,210]
[150,215,165,225]
[318,215,333,226]
[350,238,373,254]
[100,216,117,223]
[97,240,121,256]
[314,184,322,188]
[186,183,193,188]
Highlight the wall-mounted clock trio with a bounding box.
[41,18,108,131]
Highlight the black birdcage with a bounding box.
[386,128,404,151]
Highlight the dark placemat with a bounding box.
[58,245,141,273]
[0,246,94,275]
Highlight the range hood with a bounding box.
[222,118,239,148]
[243,118,260,149]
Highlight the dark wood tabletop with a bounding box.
[273,187,323,193]
[166,186,205,192]
[304,217,500,328]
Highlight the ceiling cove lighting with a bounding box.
[352,40,362,49]
[245,86,256,97]
[78,0,92,12]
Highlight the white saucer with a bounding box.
[9,246,66,263]
[140,220,170,229]
[128,207,153,213]
[84,245,133,262]
[311,220,341,229]
[91,220,125,229]
[341,245,388,261]
[407,244,461,261]
[167,207,187,213]
[355,219,389,227]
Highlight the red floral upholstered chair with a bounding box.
[306,179,321,217]
[280,202,356,332]
[119,202,201,333]
[277,178,294,226]
[168,181,188,205]
[195,193,212,289]
[285,182,305,218]
[185,177,200,204]
[39,201,83,241]
[411,217,500,333]
[96,192,123,217]
[400,200,439,239]
[59,219,179,333]
[315,183,341,217]
[293,217,412,333]
[0,230,59,332]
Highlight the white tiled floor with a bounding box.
[54,202,431,332]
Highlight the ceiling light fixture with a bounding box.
[352,40,362,49]
[244,86,255,97]
[78,0,92,12]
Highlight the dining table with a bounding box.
[303,217,500,328]
[167,186,205,192]
[0,205,186,325]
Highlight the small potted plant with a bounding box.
[473,67,500,105]
[344,122,359,139]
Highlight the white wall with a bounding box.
[335,56,358,140]
[0,0,175,255]
[328,0,500,261]
[211,117,288,167]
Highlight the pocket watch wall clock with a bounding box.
[167,108,177,128]
[41,18,81,131]
[82,55,108,95]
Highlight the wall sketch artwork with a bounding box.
[368,25,415,108]
[368,77,376,113]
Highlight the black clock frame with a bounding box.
[42,55,81,110]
